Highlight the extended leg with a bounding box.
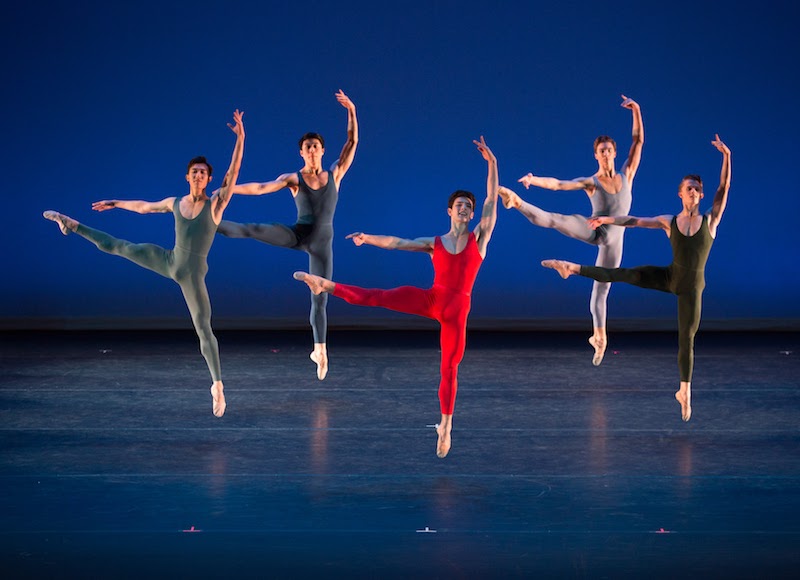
[217,221,299,247]
[511,196,598,244]
[72,224,174,278]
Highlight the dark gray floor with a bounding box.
[1,329,799,578]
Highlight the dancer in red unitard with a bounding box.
[294,137,499,458]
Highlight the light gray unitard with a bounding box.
[74,199,222,380]
[517,173,632,327]
[217,172,338,343]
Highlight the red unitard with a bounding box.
[333,233,483,414]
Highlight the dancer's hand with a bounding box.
[518,173,537,189]
[227,109,245,137]
[711,134,730,155]
[336,89,356,112]
[473,136,496,163]
[620,94,639,110]
[346,232,367,246]
[92,200,117,212]
[587,216,613,230]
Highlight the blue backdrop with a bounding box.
[4,0,799,327]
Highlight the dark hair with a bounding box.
[593,135,617,153]
[186,156,213,176]
[448,190,476,210]
[679,174,703,191]
[298,132,325,149]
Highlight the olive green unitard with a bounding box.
[74,199,222,381]
[578,215,714,382]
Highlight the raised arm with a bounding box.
[345,232,434,254]
[588,214,672,233]
[211,109,245,222]
[707,134,731,237]
[330,90,359,185]
[619,94,644,182]
[91,197,175,214]
[518,172,595,192]
[473,136,498,256]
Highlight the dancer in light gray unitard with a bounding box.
[498,95,643,365]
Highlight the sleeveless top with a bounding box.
[432,233,484,296]
[590,171,632,218]
[173,197,217,258]
[670,214,714,273]
[295,171,338,226]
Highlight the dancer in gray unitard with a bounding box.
[498,95,644,366]
[43,110,245,418]
[543,135,731,422]
[216,90,358,380]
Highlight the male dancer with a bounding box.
[43,110,245,418]
[542,135,731,422]
[499,95,644,365]
[217,90,358,380]
[294,137,499,458]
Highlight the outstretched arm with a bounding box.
[707,134,731,237]
[518,172,595,192]
[226,174,296,196]
[345,232,434,253]
[473,136,498,256]
[588,214,672,233]
[331,90,359,185]
[620,94,644,182]
[92,197,175,214]
[212,109,245,222]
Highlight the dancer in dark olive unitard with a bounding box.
[217,90,358,380]
[43,110,245,418]
[294,137,499,459]
[498,96,644,366]
[542,135,731,422]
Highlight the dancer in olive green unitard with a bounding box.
[43,110,245,418]
[542,135,731,422]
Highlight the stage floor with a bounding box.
[2,329,799,578]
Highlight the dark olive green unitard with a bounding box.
[578,215,714,382]
[75,198,222,380]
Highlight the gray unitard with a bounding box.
[217,172,337,343]
[74,199,222,381]
[517,173,632,328]
[579,215,714,382]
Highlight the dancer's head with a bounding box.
[298,133,325,166]
[186,156,213,176]
[593,135,617,153]
[186,156,213,189]
[593,136,617,168]
[678,175,704,206]
[447,190,476,222]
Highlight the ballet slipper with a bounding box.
[435,423,451,458]
[310,351,328,381]
[675,390,691,422]
[588,336,607,366]
[43,210,76,235]
[541,259,574,279]
[211,384,226,417]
